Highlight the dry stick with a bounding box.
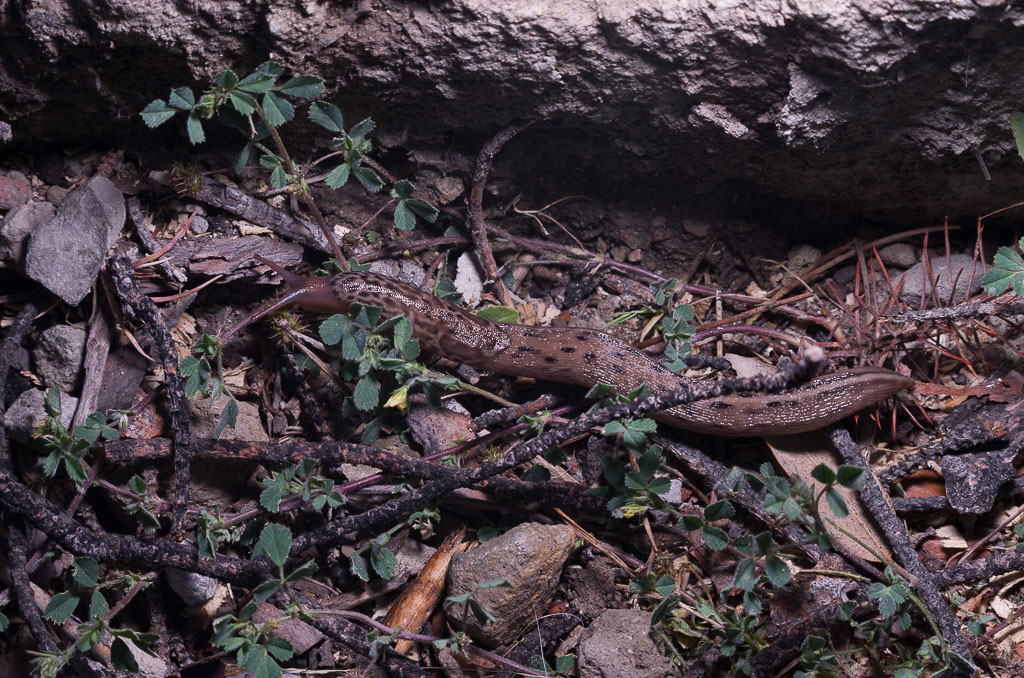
[466,123,530,307]
[107,254,193,536]
[71,280,114,429]
[0,304,57,655]
[829,428,970,658]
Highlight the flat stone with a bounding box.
[4,388,77,444]
[897,254,983,308]
[446,522,574,646]
[188,396,269,442]
[253,602,324,655]
[25,175,125,305]
[32,324,87,392]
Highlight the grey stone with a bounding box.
[253,602,324,654]
[25,175,125,305]
[577,609,677,678]
[0,201,54,263]
[897,254,983,308]
[188,396,269,442]
[32,324,87,392]
[878,243,918,269]
[5,388,77,444]
[446,522,574,646]
[45,185,69,205]
[165,568,219,605]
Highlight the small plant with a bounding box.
[34,557,157,677]
[211,524,317,678]
[981,235,1024,296]
[33,387,126,486]
[180,333,241,438]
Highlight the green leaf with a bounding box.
[810,464,835,484]
[214,398,239,439]
[168,87,196,110]
[349,117,375,140]
[237,70,276,94]
[110,638,139,672]
[214,68,238,89]
[406,198,439,223]
[349,552,369,581]
[352,166,383,192]
[394,201,416,230]
[392,179,415,199]
[270,165,288,189]
[228,90,257,116]
[701,526,729,550]
[648,476,672,496]
[309,101,344,132]
[353,374,379,411]
[637,449,661,479]
[474,305,519,323]
[73,557,99,588]
[704,500,735,522]
[319,314,350,346]
[324,163,350,189]
[141,99,176,127]
[732,557,757,591]
[262,91,294,127]
[651,593,680,625]
[279,75,324,98]
[252,578,282,603]
[45,591,79,623]
[835,465,864,489]
[678,514,704,531]
[259,523,293,567]
[764,554,791,587]
[89,589,109,618]
[1012,112,1024,163]
[266,636,294,662]
[370,546,398,580]
[185,112,205,144]
[825,486,849,518]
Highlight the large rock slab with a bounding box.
[24,175,125,305]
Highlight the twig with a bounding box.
[829,428,970,657]
[108,254,193,536]
[466,123,530,306]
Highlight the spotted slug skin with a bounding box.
[273,267,913,437]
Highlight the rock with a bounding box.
[0,171,31,209]
[577,609,677,678]
[32,324,87,392]
[187,397,269,442]
[446,522,574,646]
[120,637,169,678]
[25,175,125,305]
[787,244,821,273]
[44,185,69,205]
[4,388,77,444]
[252,602,325,655]
[0,201,54,263]
[878,243,918,268]
[896,254,983,308]
[165,569,219,605]
[406,400,475,457]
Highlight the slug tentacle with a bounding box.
[267,267,913,436]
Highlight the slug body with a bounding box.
[265,266,913,437]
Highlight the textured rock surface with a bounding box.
[24,175,125,305]
[446,522,574,646]
[577,609,677,678]
[0,201,54,263]
[4,388,77,444]
[1,2,1022,231]
[32,324,87,393]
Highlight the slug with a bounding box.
[241,259,913,437]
